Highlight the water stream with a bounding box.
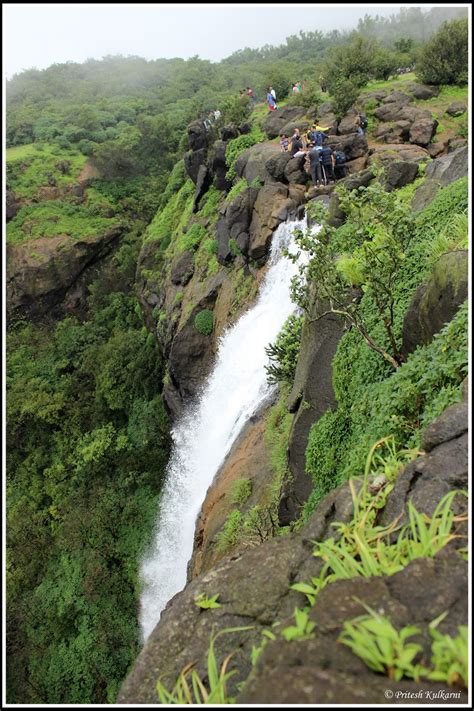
[139,216,307,641]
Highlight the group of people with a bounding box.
[202,108,222,131]
[280,126,347,185]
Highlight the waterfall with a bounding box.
[139,216,308,641]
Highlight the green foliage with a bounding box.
[292,180,417,368]
[176,222,207,254]
[300,482,466,604]
[303,179,468,513]
[7,201,119,245]
[230,478,253,506]
[216,510,244,553]
[340,608,468,688]
[428,615,468,687]
[282,608,316,642]
[194,309,214,336]
[426,211,468,266]
[226,179,248,202]
[194,593,222,610]
[220,93,252,126]
[156,628,252,704]
[6,288,171,704]
[6,142,86,200]
[225,125,265,181]
[265,314,303,385]
[416,19,468,85]
[339,606,425,681]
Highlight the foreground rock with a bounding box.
[118,401,468,705]
[411,146,468,212]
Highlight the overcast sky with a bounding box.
[3,3,423,78]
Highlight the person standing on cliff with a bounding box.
[267,88,277,111]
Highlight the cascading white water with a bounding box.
[139,216,308,641]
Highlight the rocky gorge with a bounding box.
[6,67,469,705]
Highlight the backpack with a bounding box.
[335,151,346,165]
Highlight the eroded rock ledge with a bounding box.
[118,395,468,705]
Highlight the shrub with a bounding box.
[230,478,252,506]
[265,314,303,385]
[416,19,468,85]
[194,309,214,336]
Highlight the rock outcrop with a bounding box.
[263,106,307,139]
[6,226,123,320]
[402,251,468,358]
[118,399,468,706]
[411,146,468,212]
[279,293,346,525]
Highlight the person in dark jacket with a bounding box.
[308,145,323,185]
[320,145,336,184]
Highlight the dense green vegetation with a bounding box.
[302,178,468,514]
[5,4,469,705]
[6,257,171,703]
[416,19,468,86]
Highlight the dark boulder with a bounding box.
[402,250,468,358]
[192,165,212,212]
[265,151,292,182]
[382,90,413,105]
[187,120,209,150]
[184,148,208,184]
[263,106,307,139]
[446,101,467,117]
[406,82,439,100]
[284,154,308,185]
[217,187,260,264]
[409,116,438,146]
[220,124,239,141]
[6,189,20,221]
[210,140,232,192]
[238,122,252,135]
[234,142,282,184]
[411,146,468,211]
[248,183,292,260]
[327,133,368,161]
[384,160,419,191]
[425,145,468,185]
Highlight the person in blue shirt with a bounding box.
[267,89,277,111]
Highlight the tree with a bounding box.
[290,181,417,369]
[416,19,468,85]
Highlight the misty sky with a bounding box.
[3,3,422,78]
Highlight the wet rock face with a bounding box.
[6,226,123,320]
[402,251,468,358]
[118,402,468,706]
[280,293,347,525]
[248,183,294,260]
[216,186,260,263]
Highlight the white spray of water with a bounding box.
[139,216,308,641]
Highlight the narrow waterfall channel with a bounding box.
[139,216,308,641]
